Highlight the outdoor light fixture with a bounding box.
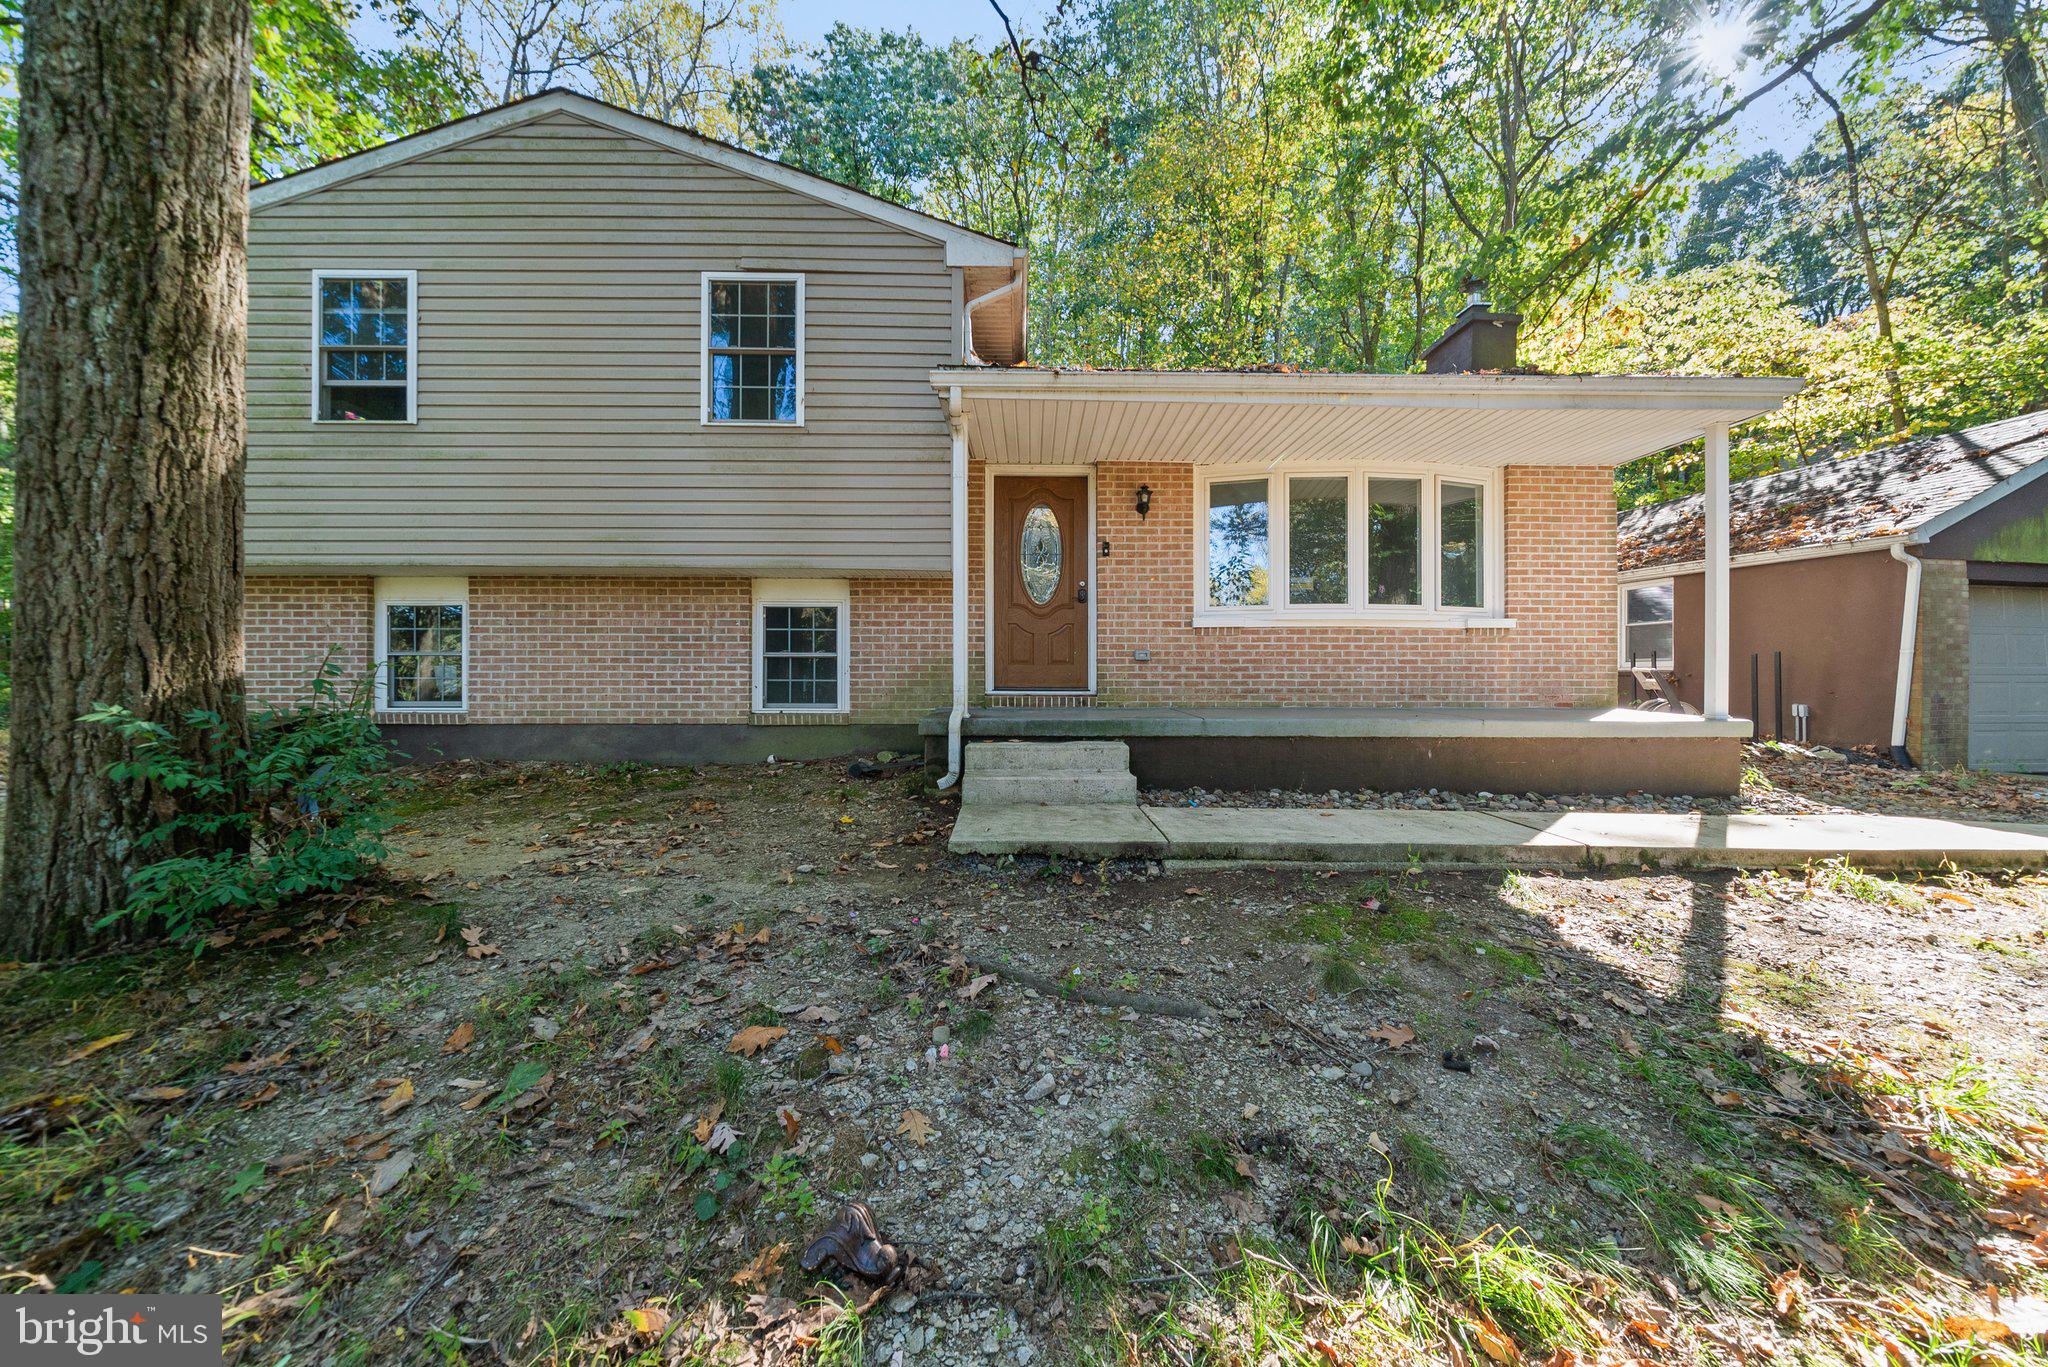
[1135,484,1152,519]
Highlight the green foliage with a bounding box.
[81,656,403,943]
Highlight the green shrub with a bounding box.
[82,654,404,943]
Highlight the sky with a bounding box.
[776,0,1034,47]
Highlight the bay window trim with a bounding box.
[1193,462,1505,627]
[752,578,850,715]
[700,270,807,428]
[310,268,418,425]
[373,576,468,714]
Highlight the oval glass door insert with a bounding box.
[1020,504,1062,605]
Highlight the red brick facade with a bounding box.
[967,462,1618,709]
[245,463,1616,726]
[245,574,949,725]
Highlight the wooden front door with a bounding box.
[993,475,1090,692]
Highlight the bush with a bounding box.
[83,655,404,943]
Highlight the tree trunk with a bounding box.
[3,0,252,957]
[1807,73,1907,436]
[1979,0,2048,203]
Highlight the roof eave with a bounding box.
[930,367,1804,418]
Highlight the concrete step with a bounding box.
[966,739,1131,775]
[960,771,1139,807]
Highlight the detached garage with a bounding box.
[1618,412,2048,773]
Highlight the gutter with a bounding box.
[936,389,971,790]
[1889,542,1922,766]
[961,261,1025,366]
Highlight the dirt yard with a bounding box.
[3,756,2046,1365]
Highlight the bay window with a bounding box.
[1197,466,1502,623]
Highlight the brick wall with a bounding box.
[245,574,948,725]
[1906,557,1970,768]
[969,461,1618,708]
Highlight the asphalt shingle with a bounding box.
[1618,412,2048,573]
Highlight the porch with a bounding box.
[924,364,1802,793]
[920,705,1751,796]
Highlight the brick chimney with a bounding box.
[1423,276,1521,374]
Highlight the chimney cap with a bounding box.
[1459,274,1489,300]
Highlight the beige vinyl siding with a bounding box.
[248,112,957,574]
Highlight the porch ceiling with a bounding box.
[932,368,1803,469]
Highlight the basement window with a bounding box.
[314,272,415,422]
[753,580,849,714]
[1620,581,1675,669]
[375,577,467,712]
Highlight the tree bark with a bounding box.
[3,0,252,957]
[1979,0,2048,203]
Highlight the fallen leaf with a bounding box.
[1469,1315,1519,1363]
[1368,1024,1417,1049]
[368,1149,414,1198]
[897,1108,935,1147]
[128,1085,190,1104]
[702,1121,740,1154]
[378,1078,415,1117]
[777,1107,801,1144]
[238,1082,281,1111]
[625,1304,673,1338]
[440,1022,475,1054]
[957,973,998,1001]
[693,1102,726,1143]
[461,926,501,960]
[732,1242,789,1288]
[728,1025,788,1056]
[61,1032,135,1065]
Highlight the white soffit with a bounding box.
[934,370,1804,468]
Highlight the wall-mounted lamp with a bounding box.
[1135,484,1152,520]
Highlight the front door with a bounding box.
[993,475,1090,692]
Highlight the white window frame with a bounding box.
[701,271,806,427]
[752,578,850,715]
[374,576,469,714]
[1618,577,1677,669]
[1192,463,1506,627]
[311,268,418,425]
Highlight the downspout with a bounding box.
[961,268,1024,366]
[936,390,970,790]
[1889,542,1922,766]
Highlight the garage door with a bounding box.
[1969,585,2048,772]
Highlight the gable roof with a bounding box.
[1618,411,2048,573]
[248,89,1022,270]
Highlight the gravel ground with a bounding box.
[1146,740,2048,820]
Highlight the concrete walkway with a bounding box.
[950,804,2048,869]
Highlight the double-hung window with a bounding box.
[752,580,849,714]
[375,578,467,713]
[1198,466,1501,623]
[314,271,415,422]
[703,272,804,424]
[1620,581,1675,668]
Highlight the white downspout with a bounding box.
[936,391,970,790]
[1889,543,1922,764]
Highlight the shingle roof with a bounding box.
[1618,411,2048,573]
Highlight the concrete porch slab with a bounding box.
[949,804,1168,859]
[948,803,2048,870]
[1492,811,2048,870]
[1142,807,1574,864]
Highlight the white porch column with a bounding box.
[1702,421,1732,721]
[938,393,970,784]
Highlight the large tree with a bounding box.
[3,0,253,956]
